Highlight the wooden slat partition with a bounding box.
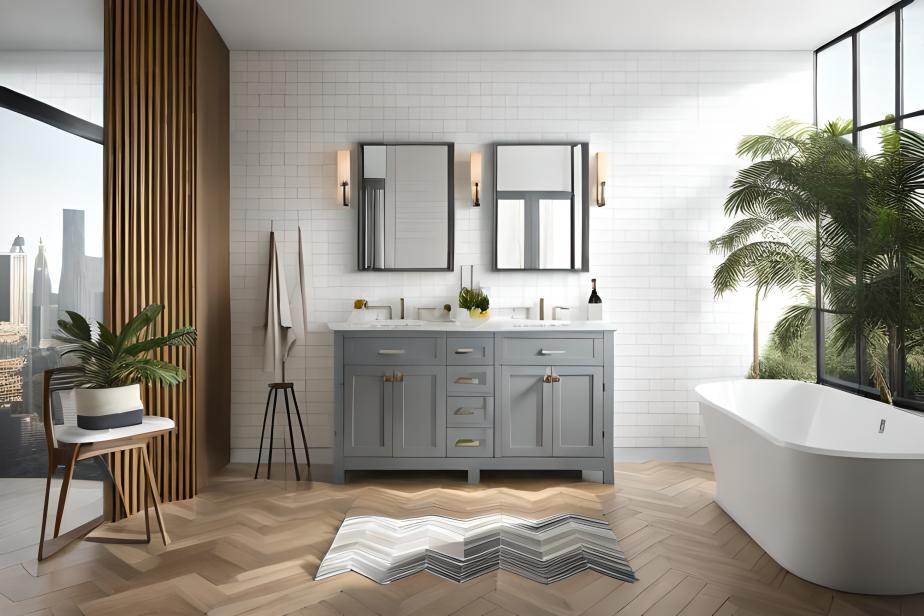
[104,0,198,517]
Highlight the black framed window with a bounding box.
[0,84,105,479]
[814,0,924,411]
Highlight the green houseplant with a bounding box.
[55,303,197,429]
[458,287,490,319]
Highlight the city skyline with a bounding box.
[0,208,103,411]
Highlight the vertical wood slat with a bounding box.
[104,0,198,519]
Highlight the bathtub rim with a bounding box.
[694,379,924,461]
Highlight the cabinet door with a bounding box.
[552,366,604,457]
[392,365,447,457]
[343,366,393,457]
[498,366,552,456]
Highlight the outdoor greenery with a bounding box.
[55,303,197,389]
[713,119,924,404]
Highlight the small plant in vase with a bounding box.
[55,303,197,430]
[458,287,490,320]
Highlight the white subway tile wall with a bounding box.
[0,52,104,125]
[230,50,812,463]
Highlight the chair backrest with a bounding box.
[42,367,81,451]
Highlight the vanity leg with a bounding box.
[467,468,480,485]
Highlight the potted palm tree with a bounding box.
[54,304,196,429]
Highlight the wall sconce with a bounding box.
[337,149,351,207]
[470,151,482,207]
[596,152,608,207]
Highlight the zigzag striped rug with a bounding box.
[316,513,637,585]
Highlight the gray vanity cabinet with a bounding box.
[498,366,553,456]
[392,366,447,457]
[333,328,615,485]
[343,366,394,457]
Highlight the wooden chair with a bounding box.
[38,367,175,560]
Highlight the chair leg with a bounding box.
[140,448,170,546]
[254,388,273,479]
[267,388,278,480]
[37,464,55,560]
[53,445,80,538]
[283,387,300,481]
[290,388,311,468]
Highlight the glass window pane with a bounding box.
[497,199,525,269]
[0,108,104,486]
[823,314,858,383]
[904,1,924,114]
[858,125,891,156]
[816,39,853,127]
[903,114,924,133]
[859,13,896,125]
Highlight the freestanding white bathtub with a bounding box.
[695,379,924,595]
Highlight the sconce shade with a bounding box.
[470,151,482,207]
[596,152,608,207]
[337,149,351,207]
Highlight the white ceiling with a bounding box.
[198,0,896,52]
[0,0,103,51]
[0,0,899,53]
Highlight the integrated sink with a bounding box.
[507,319,571,328]
[367,319,428,328]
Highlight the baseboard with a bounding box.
[228,447,708,468]
[613,447,710,463]
[231,447,332,465]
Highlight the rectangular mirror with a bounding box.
[358,143,454,271]
[494,143,588,271]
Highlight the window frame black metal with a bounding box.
[0,85,104,145]
[813,0,924,412]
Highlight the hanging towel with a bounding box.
[263,230,296,377]
[297,224,310,344]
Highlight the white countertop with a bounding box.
[327,319,617,332]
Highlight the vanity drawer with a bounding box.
[447,396,494,427]
[498,335,603,365]
[343,336,444,365]
[447,365,494,396]
[447,428,494,458]
[447,337,494,365]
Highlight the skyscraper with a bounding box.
[58,209,90,318]
[0,237,29,407]
[0,236,29,326]
[31,239,57,346]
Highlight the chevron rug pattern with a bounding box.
[316,513,637,585]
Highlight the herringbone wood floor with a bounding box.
[1,462,922,615]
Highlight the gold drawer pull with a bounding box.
[455,377,480,385]
[454,408,477,416]
[543,374,561,383]
[383,374,394,382]
[454,348,474,354]
[454,438,481,447]
[378,349,405,355]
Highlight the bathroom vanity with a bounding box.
[329,321,615,484]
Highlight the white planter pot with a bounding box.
[74,384,144,430]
